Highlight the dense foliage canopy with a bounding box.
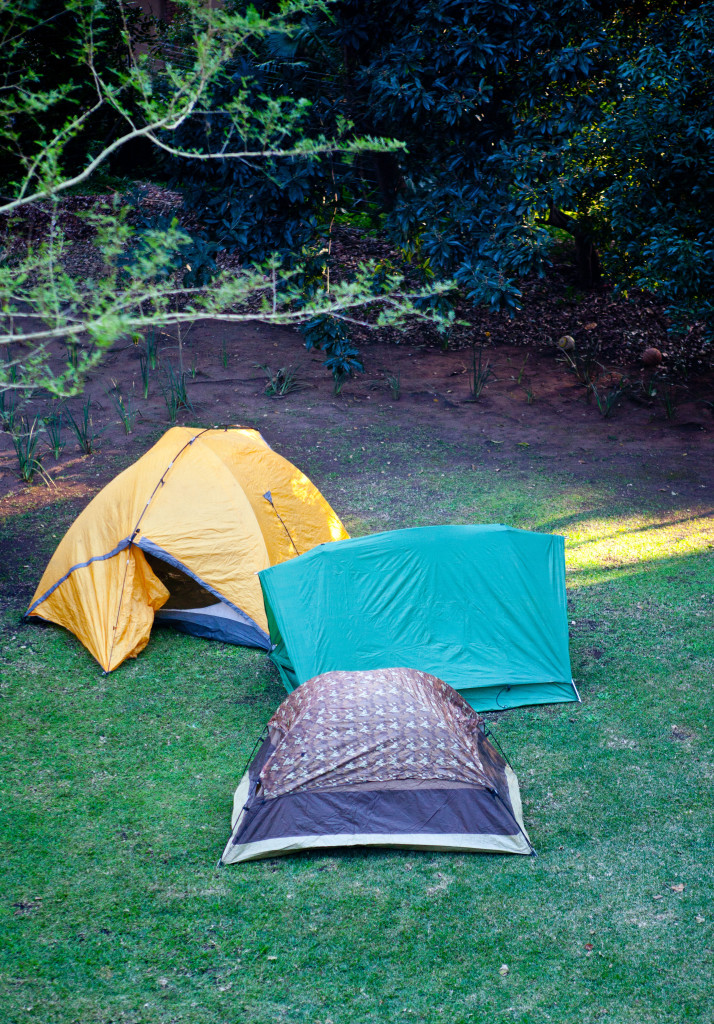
[0,0,432,395]
[2,0,713,396]
[172,0,714,356]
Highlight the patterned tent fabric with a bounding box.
[220,668,533,864]
[261,668,495,798]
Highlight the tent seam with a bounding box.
[25,538,132,616]
[105,428,219,670]
[27,429,215,622]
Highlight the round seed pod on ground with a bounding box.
[557,335,575,351]
[642,347,663,367]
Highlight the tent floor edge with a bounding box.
[154,606,271,649]
[222,830,533,865]
[461,679,579,712]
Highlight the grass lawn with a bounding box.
[1,422,712,1024]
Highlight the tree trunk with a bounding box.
[549,206,603,289]
[371,152,405,211]
[341,43,405,213]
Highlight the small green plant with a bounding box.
[259,364,306,398]
[221,337,229,370]
[591,377,628,418]
[637,372,682,419]
[469,343,494,400]
[640,375,658,401]
[12,417,46,484]
[65,397,101,454]
[366,374,400,398]
[325,341,364,394]
[64,339,81,370]
[516,354,530,385]
[43,407,65,458]
[0,388,18,432]
[144,328,160,370]
[659,382,681,421]
[108,381,138,434]
[559,346,601,390]
[160,363,193,424]
[300,314,364,391]
[523,385,535,405]
[138,353,151,399]
[3,346,19,385]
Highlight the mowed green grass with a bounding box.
[1,426,713,1024]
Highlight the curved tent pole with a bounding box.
[107,427,215,671]
[28,427,245,620]
[490,788,537,857]
[216,724,269,869]
[483,726,515,772]
[128,428,214,542]
[483,725,537,857]
[263,491,300,556]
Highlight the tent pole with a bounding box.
[484,729,537,857]
[489,788,537,857]
[237,725,269,783]
[263,492,300,556]
[129,428,214,542]
[484,725,515,773]
[107,428,215,671]
[106,546,133,673]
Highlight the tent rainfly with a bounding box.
[220,667,533,864]
[259,524,578,712]
[27,427,348,671]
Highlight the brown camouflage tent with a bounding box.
[220,668,533,864]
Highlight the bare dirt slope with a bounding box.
[1,321,713,511]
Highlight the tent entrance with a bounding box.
[143,549,271,651]
[144,552,217,610]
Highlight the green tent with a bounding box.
[259,525,578,712]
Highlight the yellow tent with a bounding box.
[27,427,348,672]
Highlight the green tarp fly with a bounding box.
[258,524,578,712]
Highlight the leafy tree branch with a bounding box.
[0,0,426,396]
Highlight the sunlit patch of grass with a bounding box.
[564,511,714,587]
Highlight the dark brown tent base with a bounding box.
[220,668,533,864]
